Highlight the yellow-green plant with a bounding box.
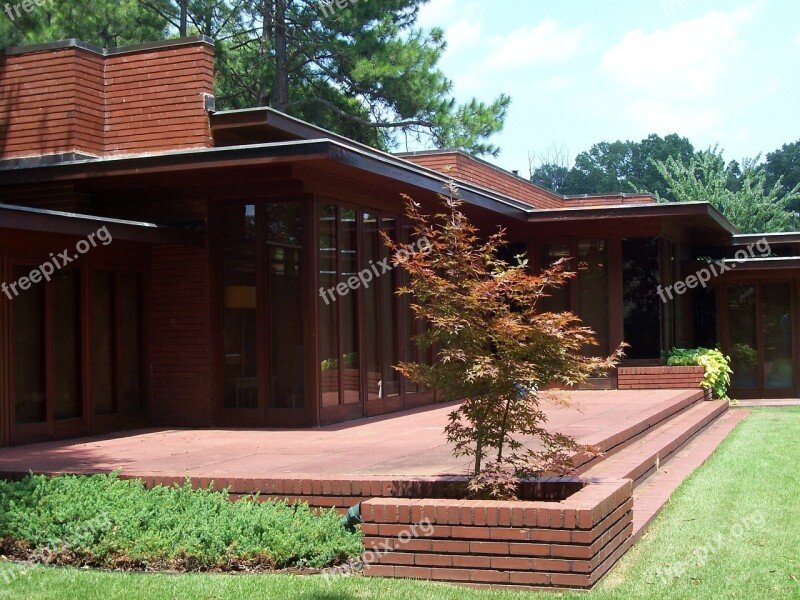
[667,347,733,400]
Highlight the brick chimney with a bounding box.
[0,36,215,162]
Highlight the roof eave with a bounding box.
[525,201,739,235]
[0,203,203,246]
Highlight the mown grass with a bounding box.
[1,408,799,599]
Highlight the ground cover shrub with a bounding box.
[0,473,361,572]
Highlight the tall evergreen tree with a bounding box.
[0,0,171,48]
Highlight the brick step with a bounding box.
[630,409,749,540]
[580,399,729,486]
[574,389,707,472]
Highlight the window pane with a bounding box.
[622,237,661,359]
[578,239,609,357]
[265,202,305,409]
[763,283,792,389]
[12,266,46,424]
[379,218,400,398]
[119,273,143,412]
[92,271,115,415]
[363,213,381,402]
[340,208,360,405]
[222,204,258,409]
[319,204,340,407]
[539,243,571,313]
[52,270,82,420]
[400,223,418,394]
[728,285,758,389]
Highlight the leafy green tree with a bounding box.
[388,183,621,499]
[530,162,570,194]
[652,148,798,234]
[528,145,570,194]
[764,140,800,211]
[560,134,695,200]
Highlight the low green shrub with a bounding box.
[667,347,733,400]
[0,473,362,572]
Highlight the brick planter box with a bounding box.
[618,366,710,398]
[360,478,633,590]
[12,472,634,590]
[85,473,633,590]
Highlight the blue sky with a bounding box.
[414,0,800,175]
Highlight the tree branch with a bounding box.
[286,97,433,129]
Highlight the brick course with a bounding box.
[618,366,709,398]
[0,38,214,161]
[360,478,633,590]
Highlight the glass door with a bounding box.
[10,266,84,444]
[725,282,795,398]
[219,201,309,427]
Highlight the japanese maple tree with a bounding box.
[387,183,623,499]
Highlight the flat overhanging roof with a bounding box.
[0,139,536,220]
[718,256,800,271]
[0,135,740,235]
[731,232,800,246]
[0,203,202,245]
[524,201,738,235]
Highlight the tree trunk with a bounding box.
[272,0,289,111]
[262,0,273,43]
[179,0,187,37]
[496,396,513,462]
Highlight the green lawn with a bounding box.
[1,407,799,600]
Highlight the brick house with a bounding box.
[0,36,797,447]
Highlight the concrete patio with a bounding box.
[0,389,707,481]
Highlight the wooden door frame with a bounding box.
[720,278,797,399]
[212,198,316,429]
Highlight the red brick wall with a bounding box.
[0,39,214,161]
[360,478,633,589]
[618,366,706,393]
[401,152,564,209]
[0,47,105,158]
[398,153,657,210]
[104,44,214,154]
[563,194,656,207]
[149,245,214,426]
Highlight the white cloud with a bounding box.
[602,2,765,100]
[416,0,459,30]
[623,100,721,136]
[443,17,482,55]
[795,31,800,47]
[538,76,578,92]
[481,19,589,71]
